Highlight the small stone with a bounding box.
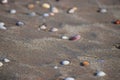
[28,12,36,16]
[67,7,77,14]
[50,27,58,32]
[1,0,8,4]
[28,4,35,9]
[3,58,10,63]
[61,36,69,40]
[61,60,70,65]
[40,24,47,30]
[99,8,107,13]
[81,61,90,66]
[16,21,25,26]
[95,71,106,77]
[42,3,50,9]
[10,9,16,14]
[69,34,81,41]
[64,77,75,80]
[43,13,49,17]
[51,7,59,13]
[0,62,3,67]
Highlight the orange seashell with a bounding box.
[27,4,35,9]
[81,61,90,66]
[115,20,120,24]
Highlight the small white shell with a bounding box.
[43,13,49,17]
[50,27,58,32]
[0,62,3,67]
[99,8,107,13]
[3,58,10,63]
[28,12,36,16]
[0,22,5,26]
[51,7,59,13]
[64,77,75,80]
[40,25,47,30]
[61,36,69,40]
[10,9,16,14]
[0,25,7,30]
[96,71,106,77]
[54,66,58,69]
[16,21,25,26]
[1,0,8,4]
[61,60,70,65]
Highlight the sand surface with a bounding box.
[0,0,120,80]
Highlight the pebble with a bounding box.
[9,9,16,14]
[1,0,8,4]
[61,36,69,40]
[28,12,36,16]
[43,13,49,17]
[40,24,47,30]
[3,58,10,63]
[0,62,3,67]
[64,77,75,80]
[67,7,77,14]
[99,8,107,13]
[69,34,81,41]
[81,61,90,66]
[50,27,58,32]
[61,60,70,65]
[95,71,106,77]
[51,7,59,13]
[42,3,51,9]
[16,21,25,26]
[28,4,35,9]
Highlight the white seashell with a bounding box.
[28,12,36,16]
[0,62,3,67]
[64,77,75,80]
[96,71,106,77]
[10,9,16,14]
[43,13,49,17]
[1,0,8,4]
[61,60,70,65]
[54,66,58,69]
[0,22,5,26]
[3,58,10,63]
[61,36,69,40]
[16,21,25,26]
[0,25,7,30]
[50,27,58,32]
[99,8,107,13]
[67,7,77,14]
[51,7,59,13]
[40,25,47,30]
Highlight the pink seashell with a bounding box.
[69,35,81,41]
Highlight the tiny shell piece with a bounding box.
[64,77,75,80]
[61,36,69,40]
[28,4,35,9]
[69,35,81,41]
[0,62,3,67]
[1,0,8,4]
[61,60,70,65]
[50,27,58,32]
[95,71,106,77]
[3,58,10,63]
[42,3,50,9]
[10,9,16,14]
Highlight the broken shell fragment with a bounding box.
[27,4,35,9]
[40,24,47,30]
[64,77,75,80]
[28,12,36,16]
[81,61,90,66]
[95,71,106,77]
[16,21,25,26]
[61,60,70,65]
[1,0,8,4]
[10,9,16,14]
[3,58,10,63]
[69,35,81,41]
[0,62,3,67]
[61,36,69,40]
[115,20,120,24]
[0,22,5,26]
[51,7,59,13]
[50,27,58,32]
[42,3,50,9]
[0,22,7,30]
[43,13,49,17]
[67,7,77,14]
[99,8,107,13]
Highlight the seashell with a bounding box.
[51,7,59,13]
[1,0,8,4]
[64,77,75,80]
[99,8,107,13]
[27,4,35,9]
[54,66,58,69]
[67,7,77,14]
[81,61,90,66]
[42,3,50,9]
[28,12,36,16]
[0,22,5,26]
[16,21,25,26]
[50,12,55,16]
[10,9,16,14]
[3,58,10,63]
[0,25,7,30]
[0,62,3,67]
[115,20,120,24]
[95,71,106,77]
[69,35,81,41]
[43,13,49,17]
[61,60,70,65]
[61,36,69,40]
[50,27,58,32]
[40,24,47,30]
